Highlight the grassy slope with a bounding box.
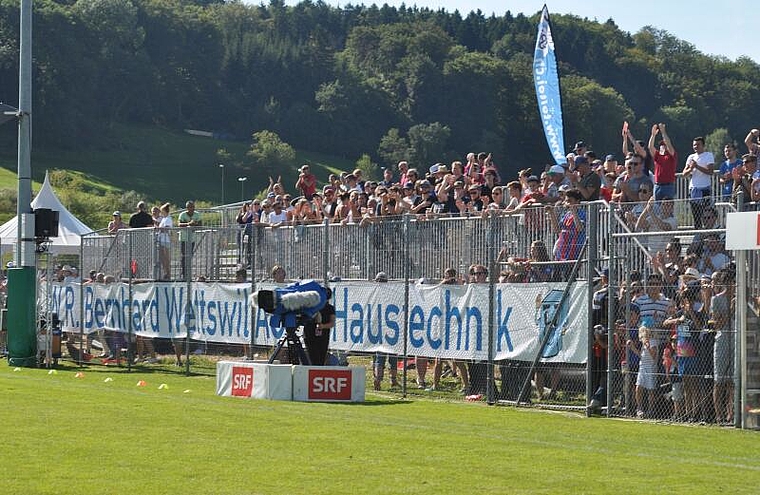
[0,124,356,206]
[1,363,759,494]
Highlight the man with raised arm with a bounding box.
[647,123,678,200]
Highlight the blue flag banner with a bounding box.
[533,5,565,165]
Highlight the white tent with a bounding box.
[0,171,96,254]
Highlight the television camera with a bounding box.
[256,280,328,365]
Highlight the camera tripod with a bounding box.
[267,326,311,365]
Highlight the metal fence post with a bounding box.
[322,217,330,286]
[487,212,496,405]
[402,214,410,398]
[249,224,257,359]
[184,228,193,375]
[127,232,134,371]
[79,236,85,368]
[606,203,616,417]
[586,202,598,416]
[735,190,745,428]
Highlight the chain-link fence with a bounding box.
[44,194,760,427]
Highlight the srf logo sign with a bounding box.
[308,369,352,400]
[231,367,254,397]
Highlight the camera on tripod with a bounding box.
[256,280,329,365]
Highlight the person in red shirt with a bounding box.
[295,164,317,200]
[647,123,678,200]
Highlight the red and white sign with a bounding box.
[308,369,352,400]
[216,361,292,400]
[726,212,760,251]
[292,366,365,402]
[231,366,254,397]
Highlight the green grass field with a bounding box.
[2,361,759,494]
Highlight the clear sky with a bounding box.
[281,0,756,63]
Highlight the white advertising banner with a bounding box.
[49,280,588,363]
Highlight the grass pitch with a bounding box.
[1,361,758,495]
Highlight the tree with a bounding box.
[407,122,450,168]
[355,154,380,181]
[705,128,732,159]
[377,128,410,168]
[246,130,296,173]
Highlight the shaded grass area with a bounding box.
[0,125,356,206]
[1,362,758,494]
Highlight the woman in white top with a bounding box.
[157,203,173,280]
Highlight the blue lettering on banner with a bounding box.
[384,305,400,345]
[427,305,442,350]
[496,289,514,352]
[350,303,364,343]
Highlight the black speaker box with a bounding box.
[34,208,59,238]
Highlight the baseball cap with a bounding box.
[573,156,588,166]
[527,175,540,183]
[374,271,389,282]
[548,165,565,175]
[605,154,617,162]
[112,211,121,217]
[573,141,586,150]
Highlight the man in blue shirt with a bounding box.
[718,143,742,200]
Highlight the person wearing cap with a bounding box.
[178,201,202,279]
[646,123,678,200]
[411,179,438,214]
[107,211,126,234]
[573,140,587,156]
[522,175,540,197]
[544,164,569,203]
[547,189,586,262]
[570,156,601,201]
[401,181,419,209]
[730,153,760,207]
[295,164,317,200]
[461,183,485,213]
[343,173,362,193]
[129,201,154,229]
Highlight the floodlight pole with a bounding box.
[238,177,247,201]
[219,164,225,205]
[16,0,33,266]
